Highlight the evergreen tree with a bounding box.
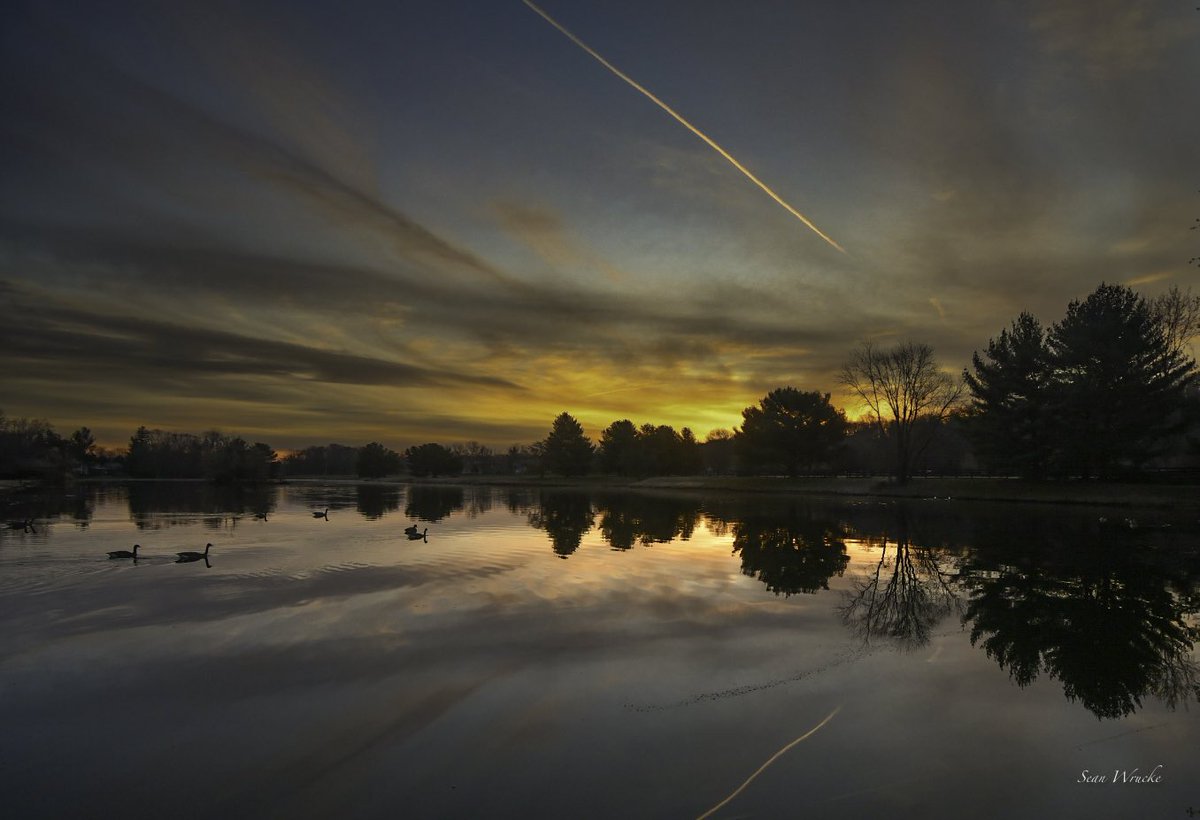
[678,427,702,475]
[964,312,1053,477]
[599,419,639,475]
[541,412,594,477]
[357,442,402,479]
[736,388,847,476]
[1047,283,1195,477]
[405,443,462,477]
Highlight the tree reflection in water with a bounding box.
[959,530,1200,720]
[526,491,594,558]
[593,493,700,551]
[355,484,401,520]
[404,486,465,523]
[730,509,850,596]
[837,509,961,650]
[127,482,276,530]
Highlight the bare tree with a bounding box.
[840,341,964,482]
[1149,285,1200,362]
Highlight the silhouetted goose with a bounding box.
[406,528,428,541]
[108,544,140,559]
[404,523,419,534]
[312,508,329,519]
[176,543,212,563]
[8,518,34,533]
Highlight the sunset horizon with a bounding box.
[3,0,1197,452]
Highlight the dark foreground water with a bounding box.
[1,482,1198,819]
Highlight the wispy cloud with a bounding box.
[1026,0,1197,79]
[491,200,626,282]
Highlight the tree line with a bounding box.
[4,283,1196,485]
[512,283,1200,483]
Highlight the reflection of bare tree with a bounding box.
[1151,640,1200,710]
[838,536,961,650]
[502,488,536,516]
[463,487,494,518]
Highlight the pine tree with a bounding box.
[1047,283,1195,477]
[541,412,594,477]
[964,312,1053,477]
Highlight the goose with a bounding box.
[404,523,419,534]
[108,544,140,559]
[176,543,212,563]
[406,528,428,541]
[312,508,329,519]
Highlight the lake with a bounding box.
[1,482,1198,819]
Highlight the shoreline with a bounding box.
[283,474,1200,511]
[7,474,1198,511]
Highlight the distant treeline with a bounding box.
[3,283,1197,485]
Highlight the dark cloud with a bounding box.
[0,18,512,288]
[0,280,519,391]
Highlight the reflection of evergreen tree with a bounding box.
[961,537,1200,720]
[355,484,401,520]
[404,486,465,522]
[731,510,849,595]
[593,493,700,551]
[527,491,593,558]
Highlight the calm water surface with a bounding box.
[2,482,1198,819]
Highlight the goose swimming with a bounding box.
[176,543,212,563]
[108,544,140,559]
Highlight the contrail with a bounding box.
[522,1,846,254]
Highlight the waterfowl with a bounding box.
[176,543,212,563]
[404,523,419,534]
[406,528,428,541]
[312,508,329,519]
[8,518,34,533]
[108,544,140,559]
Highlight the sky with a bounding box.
[2,0,1198,451]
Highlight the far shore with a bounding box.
[279,474,1200,511]
[5,474,1198,511]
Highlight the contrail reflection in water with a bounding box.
[695,705,842,820]
[522,1,846,254]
